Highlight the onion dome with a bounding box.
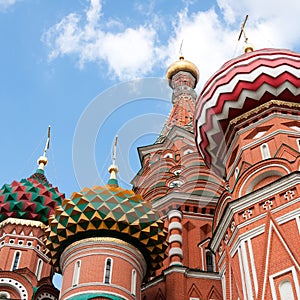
[0,168,64,224]
[45,179,168,275]
[0,127,64,224]
[195,48,300,176]
[166,56,199,88]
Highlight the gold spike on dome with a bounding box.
[37,125,51,170]
[166,56,199,88]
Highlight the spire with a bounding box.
[238,15,254,53]
[37,126,51,171]
[108,135,119,186]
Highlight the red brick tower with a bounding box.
[0,132,64,300]
[133,56,224,299]
[195,48,300,299]
[46,163,168,300]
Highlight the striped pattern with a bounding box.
[195,48,300,176]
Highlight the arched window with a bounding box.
[206,251,214,272]
[279,280,294,300]
[104,258,113,284]
[260,143,271,159]
[183,149,193,155]
[235,167,239,179]
[131,269,137,295]
[36,259,43,280]
[0,292,10,299]
[11,251,21,271]
[72,260,81,287]
[163,153,173,159]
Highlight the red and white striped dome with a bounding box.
[195,48,300,176]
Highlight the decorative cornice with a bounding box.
[0,217,44,229]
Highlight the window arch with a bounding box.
[131,269,137,296]
[72,260,81,287]
[0,292,10,299]
[163,153,173,159]
[206,251,214,272]
[104,258,113,284]
[260,143,271,159]
[36,259,43,280]
[11,251,21,271]
[183,149,193,155]
[279,280,294,300]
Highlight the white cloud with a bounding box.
[0,0,18,11]
[42,0,158,80]
[43,0,300,84]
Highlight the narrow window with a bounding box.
[279,280,294,300]
[131,269,137,295]
[12,251,21,271]
[72,260,81,287]
[297,139,300,152]
[36,259,43,280]
[206,251,214,272]
[104,258,112,284]
[261,143,271,159]
[235,167,239,179]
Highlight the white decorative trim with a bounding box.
[247,238,258,296]
[168,234,182,244]
[167,210,182,221]
[241,241,253,299]
[237,247,247,300]
[211,173,300,252]
[239,164,289,197]
[170,261,183,266]
[0,278,28,299]
[168,221,182,232]
[36,292,57,300]
[169,247,183,258]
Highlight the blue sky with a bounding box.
[1,0,300,289]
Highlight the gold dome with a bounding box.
[166,56,199,88]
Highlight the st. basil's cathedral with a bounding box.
[1,38,300,300]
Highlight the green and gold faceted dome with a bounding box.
[45,178,168,275]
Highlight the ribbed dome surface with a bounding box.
[46,182,168,275]
[0,169,64,224]
[195,48,300,175]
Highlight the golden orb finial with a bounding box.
[37,126,51,171]
[166,56,199,88]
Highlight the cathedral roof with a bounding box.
[195,48,300,176]
[45,179,168,275]
[0,169,64,224]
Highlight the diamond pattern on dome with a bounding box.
[45,184,168,275]
[0,171,64,224]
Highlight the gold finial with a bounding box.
[37,125,51,170]
[108,135,119,180]
[179,39,184,60]
[238,15,254,53]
